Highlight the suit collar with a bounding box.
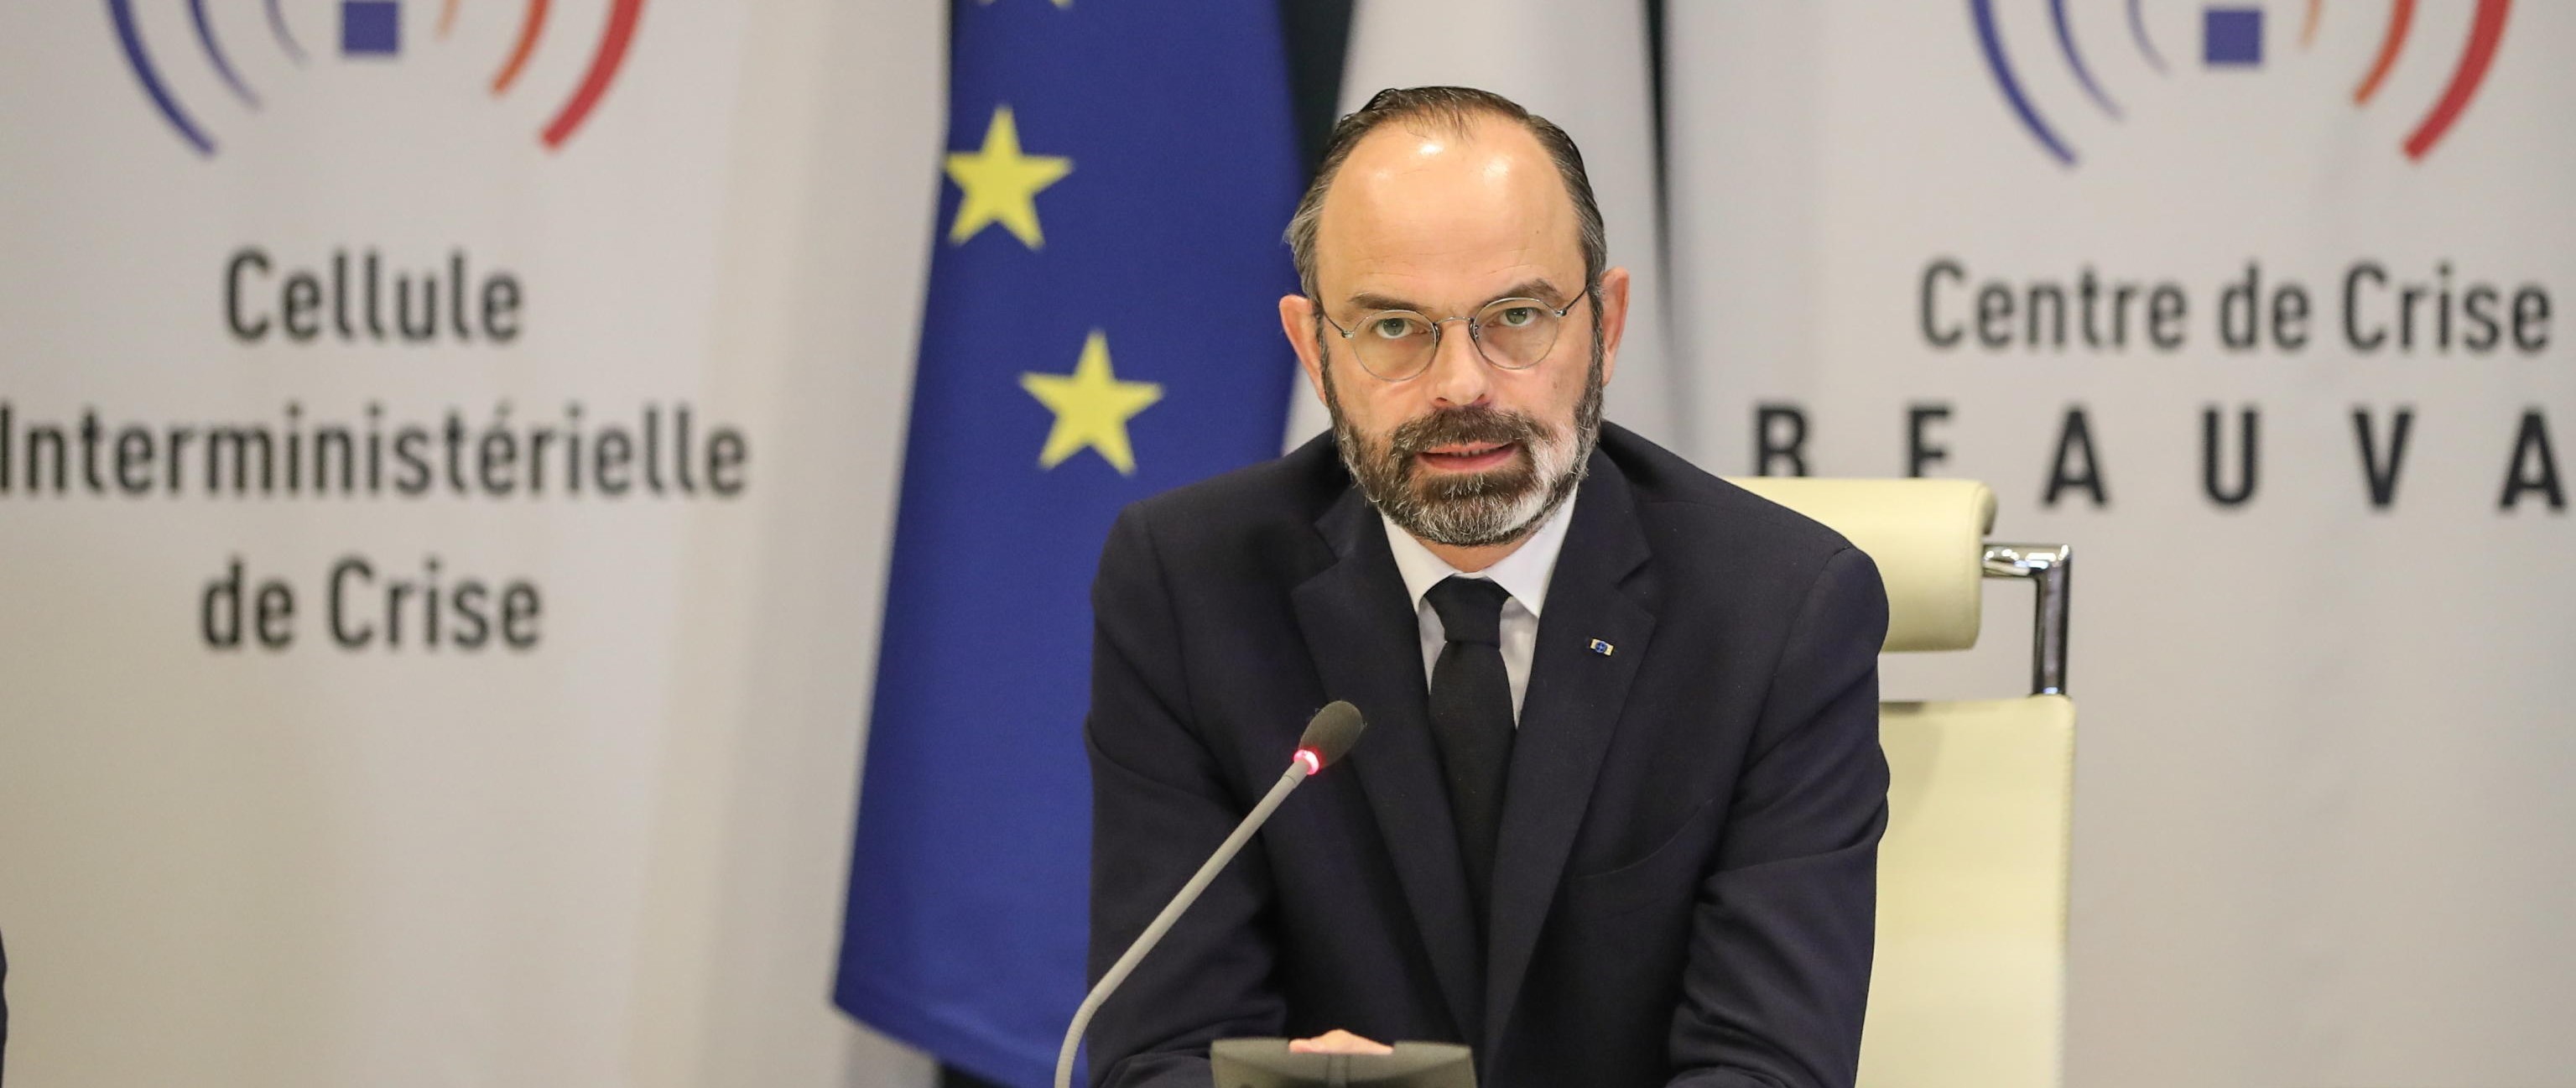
[1481,446,1657,1044]
[1292,484,1486,1041]
[1291,442,1658,1053]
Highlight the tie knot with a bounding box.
[1426,576,1511,646]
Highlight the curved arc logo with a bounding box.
[106,0,645,157]
[1970,0,2511,166]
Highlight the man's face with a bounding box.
[1280,116,1629,549]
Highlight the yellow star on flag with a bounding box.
[1021,331,1163,475]
[945,105,1073,248]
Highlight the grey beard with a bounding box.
[1324,346,1605,549]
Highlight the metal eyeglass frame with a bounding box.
[1314,291,1591,381]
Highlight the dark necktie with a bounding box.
[1424,575,1516,925]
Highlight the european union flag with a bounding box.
[834,3,1304,1083]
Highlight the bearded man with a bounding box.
[1083,86,1888,1088]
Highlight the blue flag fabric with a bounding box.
[834,3,1304,1083]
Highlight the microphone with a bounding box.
[1054,701,1369,1088]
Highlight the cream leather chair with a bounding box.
[1728,478,2074,1088]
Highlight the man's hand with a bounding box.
[1287,1029,1394,1054]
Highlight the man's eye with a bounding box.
[1371,317,1422,340]
[1494,306,1540,328]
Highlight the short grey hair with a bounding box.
[1284,86,1608,303]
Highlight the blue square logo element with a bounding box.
[2204,6,2263,67]
[341,0,400,56]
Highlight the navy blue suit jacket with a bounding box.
[1085,424,1888,1087]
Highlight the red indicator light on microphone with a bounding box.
[1293,749,1322,775]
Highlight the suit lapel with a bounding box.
[1482,454,1657,1046]
[1289,487,1486,1042]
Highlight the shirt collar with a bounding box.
[1379,485,1580,618]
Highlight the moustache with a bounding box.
[1387,405,1550,462]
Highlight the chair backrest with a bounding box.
[1727,477,2074,1088]
[1865,695,2073,1088]
[1729,478,1994,653]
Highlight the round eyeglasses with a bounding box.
[1317,292,1590,382]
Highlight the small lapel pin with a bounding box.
[1588,638,1616,656]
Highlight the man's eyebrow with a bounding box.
[1493,279,1566,305]
[1343,291,1423,313]
[1340,279,1569,315]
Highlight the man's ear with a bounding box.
[1279,294,1328,406]
[1593,266,1631,388]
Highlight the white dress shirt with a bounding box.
[1379,490,1579,724]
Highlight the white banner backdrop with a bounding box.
[0,1,939,1085]
[1668,3,2573,1085]
[11,3,2572,1085]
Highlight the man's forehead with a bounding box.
[1314,117,1583,306]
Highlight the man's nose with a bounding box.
[1422,320,1491,408]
